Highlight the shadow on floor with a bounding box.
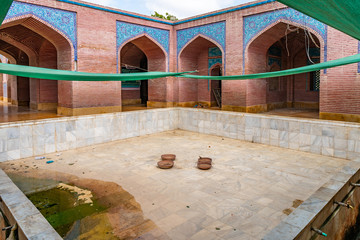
[0,102,320,124]
[0,102,60,123]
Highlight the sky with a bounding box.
[82,0,254,19]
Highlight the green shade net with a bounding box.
[0,63,190,81]
[0,0,13,25]
[277,0,360,41]
[181,54,360,80]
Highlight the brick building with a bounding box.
[0,0,359,122]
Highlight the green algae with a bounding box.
[27,187,107,237]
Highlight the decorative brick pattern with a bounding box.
[5,1,77,60]
[177,21,226,56]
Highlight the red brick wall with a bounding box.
[321,27,360,115]
[38,40,58,104]
[178,36,218,104]
[122,89,140,100]
[16,77,29,103]
[293,51,319,103]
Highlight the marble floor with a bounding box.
[264,108,319,119]
[0,101,320,125]
[0,130,348,239]
[0,102,60,123]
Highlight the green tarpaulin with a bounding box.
[277,0,360,41]
[0,0,13,25]
[181,54,360,80]
[0,63,189,81]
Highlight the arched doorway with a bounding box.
[0,16,73,114]
[210,64,222,108]
[246,21,323,115]
[119,35,167,109]
[178,36,224,107]
[120,42,148,106]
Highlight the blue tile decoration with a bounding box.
[5,1,77,60]
[243,8,328,73]
[177,21,226,56]
[208,47,222,71]
[116,21,169,55]
[209,58,222,70]
[116,21,170,72]
[209,47,222,57]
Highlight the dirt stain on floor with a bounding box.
[0,165,168,240]
[292,199,304,208]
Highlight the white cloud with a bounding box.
[82,0,254,19]
[81,0,120,9]
[145,0,252,19]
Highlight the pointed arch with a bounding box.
[178,34,225,72]
[2,14,74,70]
[118,33,168,72]
[244,19,326,74]
[244,20,322,113]
[0,50,16,64]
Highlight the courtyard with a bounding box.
[0,130,349,239]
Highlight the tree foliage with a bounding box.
[151,11,178,21]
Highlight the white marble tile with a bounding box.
[310,124,322,136]
[299,133,311,147]
[322,147,334,157]
[334,150,347,159]
[7,139,19,152]
[20,125,32,137]
[33,124,45,136]
[348,129,360,140]
[289,121,300,132]
[0,139,7,152]
[269,129,279,140]
[7,127,20,140]
[20,147,33,158]
[0,128,7,139]
[322,126,335,137]
[334,139,347,150]
[20,136,32,149]
[311,135,322,147]
[7,150,20,160]
[348,140,355,152]
[270,119,278,130]
[322,136,334,148]
[299,123,311,134]
[44,123,55,136]
[355,141,360,153]
[0,152,7,162]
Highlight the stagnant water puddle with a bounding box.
[3,169,164,239]
[27,186,107,238]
